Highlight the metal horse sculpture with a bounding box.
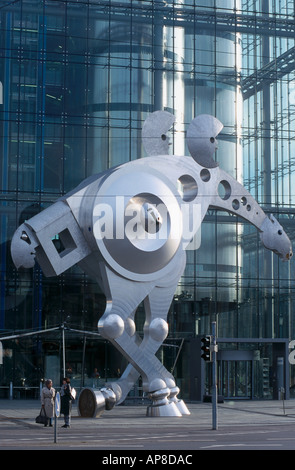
[11,112,292,417]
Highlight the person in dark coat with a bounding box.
[60,377,72,428]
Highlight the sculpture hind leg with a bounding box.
[103,286,187,416]
[98,253,189,416]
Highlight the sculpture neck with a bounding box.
[206,167,267,231]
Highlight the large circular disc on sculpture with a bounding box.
[90,165,183,281]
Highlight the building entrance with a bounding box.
[218,349,254,399]
[189,337,290,402]
[220,359,252,399]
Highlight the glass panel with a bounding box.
[221,360,252,398]
[1,0,295,401]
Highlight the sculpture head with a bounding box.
[10,223,38,269]
[260,214,293,261]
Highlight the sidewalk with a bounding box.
[0,397,293,422]
[0,398,295,450]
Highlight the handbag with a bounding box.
[35,407,48,425]
[70,387,76,400]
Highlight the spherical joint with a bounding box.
[148,378,167,393]
[149,318,169,342]
[165,377,176,389]
[100,387,117,410]
[100,314,124,339]
[125,318,136,337]
[109,382,122,403]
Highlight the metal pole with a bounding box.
[81,335,86,388]
[171,338,184,374]
[0,326,60,341]
[54,414,57,444]
[54,392,60,444]
[62,325,66,378]
[212,321,218,430]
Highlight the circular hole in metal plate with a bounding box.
[177,175,198,202]
[218,180,231,200]
[200,168,211,182]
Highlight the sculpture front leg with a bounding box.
[142,283,190,416]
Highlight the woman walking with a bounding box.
[60,377,72,428]
[41,379,55,427]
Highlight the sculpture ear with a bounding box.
[187,114,223,168]
[142,110,175,156]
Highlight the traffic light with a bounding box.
[201,335,212,362]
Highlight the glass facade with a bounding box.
[0,0,295,401]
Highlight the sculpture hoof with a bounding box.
[146,386,182,417]
[168,385,191,415]
[174,399,190,415]
[146,401,182,417]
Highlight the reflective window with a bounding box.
[0,0,295,400]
